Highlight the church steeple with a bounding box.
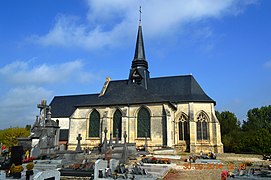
[133,25,146,61]
[129,7,150,89]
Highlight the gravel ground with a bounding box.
[164,153,271,180]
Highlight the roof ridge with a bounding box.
[150,74,193,80]
[54,93,99,98]
[109,79,128,82]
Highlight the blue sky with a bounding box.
[0,0,271,129]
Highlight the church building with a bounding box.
[50,22,223,153]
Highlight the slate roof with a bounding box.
[50,75,215,118]
[50,94,99,118]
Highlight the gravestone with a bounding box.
[11,146,24,166]
[109,159,119,173]
[94,159,107,179]
[31,147,41,158]
[30,100,60,156]
[0,170,6,180]
[75,134,82,152]
[33,170,60,180]
[115,129,119,144]
[59,144,65,151]
[39,128,56,149]
[111,128,137,163]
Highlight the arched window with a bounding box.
[113,109,122,140]
[89,109,100,137]
[137,107,151,138]
[196,112,208,140]
[179,114,189,140]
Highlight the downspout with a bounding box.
[100,118,103,144]
[128,104,130,142]
[173,110,176,146]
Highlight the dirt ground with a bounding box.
[163,153,270,180]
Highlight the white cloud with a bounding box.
[1,86,52,109]
[29,0,258,50]
[0,60,102,128]
[0,86,53,128]
[0,60,98,85]
[264,60,271,69]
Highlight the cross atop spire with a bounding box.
[139,6,142,26]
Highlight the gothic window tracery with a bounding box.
[196,112,208,140]
[113,109,122,140]
[137,107,151,138]
[178,114,189,141]
[89,109,100,137]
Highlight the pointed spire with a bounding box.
[133,25,146,62]
[128,6,150,89]
[132,6,148,68]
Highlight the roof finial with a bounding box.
[139,6,142,26]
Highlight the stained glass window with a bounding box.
[113,109,122,140]
[179,122,183,140]
[137,107,150,138]
[178,114,189,140]
[89,109,100,137]
[202,121,208,140]
[196,112,208,140]
[197,121,202,140]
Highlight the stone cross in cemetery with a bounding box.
[37,99,50,127]
[144,132,148,152]
[109,133,113,147]
[115,128,119,144]
[124,131,127,144]
[46,106,53,126]
[122,131,128,163]
[75,133,82,152]
[102,127,108,153]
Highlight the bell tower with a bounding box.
[128,7,150,89]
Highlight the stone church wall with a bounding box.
[51,117,69,129]
[67,102,223,153]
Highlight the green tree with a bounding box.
[0,127,30,147]
[216,111,242,153]
[242,105,271,132]
[241,105,271,153]
[217,106,271,154]
[216,111,241,136]
[25,124,31,131]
